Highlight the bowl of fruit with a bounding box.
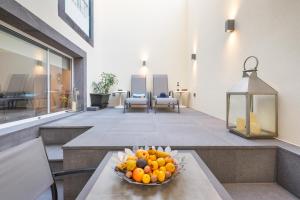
[114,146,184,186]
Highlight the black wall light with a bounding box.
[191,53,197,61]
[142,60,147,66]
[36,60,43,67]
[225,19,235,32]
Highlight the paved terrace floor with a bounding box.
[42,108,300,154]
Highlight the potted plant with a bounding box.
[90,72,118,108]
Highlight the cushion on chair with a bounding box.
[126,97,148,105]
[159,93,168,98]
[156,97,178,105]
[132,93,146,98]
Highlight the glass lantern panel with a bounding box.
[228,95,247,136]
[250,95,276,137]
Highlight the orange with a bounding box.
[147,159,152,165]
[158,170,166,182]
[149,154,157,161]
[150,160,158,170]
[153,169,160,177]
[148,148,156,155]
[136,149,149,160]
[142,174,151,184]
[160,166,166,173]
[157,158,165,167]
[164,156,174,164]
[165,163,176,173]
[133,168,144,182]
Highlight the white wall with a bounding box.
[187,0,300,146]
[15,0,188,106]
[92,0,188,105]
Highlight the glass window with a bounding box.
[0,28,72,125]
[0,29,48,123]
[65,0,90,36]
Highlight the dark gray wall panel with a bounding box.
[197,148,277,183]
[277,148,300,198]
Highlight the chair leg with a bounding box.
[51,183,58,200]
[178,103,180,113]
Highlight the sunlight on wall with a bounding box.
[193,41,197,54]
[222,1,242,84]
[226,31,239,53]
[139,66,148,76]
[33,65,45,75]
[141,53,149,62]
[192,61,197,77]
[223,0,241,64]
[227,0,240,19]
[34,50,45,62]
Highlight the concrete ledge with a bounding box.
[41,126,91,145]
[0,112,77,151]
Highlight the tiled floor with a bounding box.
[42,108,300,156]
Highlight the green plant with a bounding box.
[92,72,118,94]
[60,94,69,108]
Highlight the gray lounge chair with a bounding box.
[124,75,150,113]
[0,137,95,200]
[153,74,179,113]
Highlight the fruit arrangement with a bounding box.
[114,146,183,186]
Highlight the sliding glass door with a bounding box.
[0,28,72,124]
[49,51,72,113]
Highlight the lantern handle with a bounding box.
[243,56,259,72]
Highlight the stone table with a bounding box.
[76,151,232,200]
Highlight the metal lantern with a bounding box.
[226,56,278,139]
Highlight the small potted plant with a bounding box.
[91,72,118,108]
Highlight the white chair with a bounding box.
[124,75,150,113]
[0,137,95,200]
[153,74,179,113]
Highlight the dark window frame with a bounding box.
[58,0,94,46]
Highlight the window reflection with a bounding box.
[0,29,72,124]
[50,52,72,112]
[0,30,48,123]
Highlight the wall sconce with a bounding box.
[142,60,147,66]
[225,19,235,33]
[36,60,43,67]
[191,54,197,61]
